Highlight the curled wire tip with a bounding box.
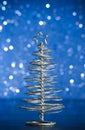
[33,32,48,45]
[38,32,43,36]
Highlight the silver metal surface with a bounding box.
[21,32,64,125]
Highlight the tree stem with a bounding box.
[40,42,44,122]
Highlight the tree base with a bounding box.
[26,121,56,126]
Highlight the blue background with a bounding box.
[0,0,85,99]
[0,0,85,129]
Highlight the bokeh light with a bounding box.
[0,0,85,99]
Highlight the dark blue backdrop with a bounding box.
[0,0,85,129]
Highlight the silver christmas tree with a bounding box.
[21,32,64,126]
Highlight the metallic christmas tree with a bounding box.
[21,32,64,126]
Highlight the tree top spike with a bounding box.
[33,32,48,45]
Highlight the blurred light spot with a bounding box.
[46,3,50,8]
[84,64,85,68]
[77,45,82,51]
[7,19,15,24]
[0,16,4,20]
[26,4,30,8]
[78,23,83,28]
[4,92,8,96]
[14,21,19,27]
[65,35,69,40]
[30,27,34,31]
[80,55,84,60]
[9,75,14,80]
[13,70,17,75]
[70,79,74,84]
[75,21,79,26]
[9,87,20,93]
[0,25,3,32]
[69,65,74,69]
[68,70,72,75]
[37,13,41,18]
[11,62,16,68]
[65,87,69,92]
[31,41,35,45]
[27,44,31,48]
[81,34,85,38]
[15,10,22,16]
[19,63,24,68]
[3,46,8,52]
[72,11,77,16]
[79,83,85,88]
[67,48,73,56]
[9,86,13,90]
[47,15,51,20]
[3,21,8,26]
[26,72,30,76]
[21,70,25,74]
[9,86,15,92]
[60,68,64,75]
[2,6,6,11]
[27,20,31,24]
[39,21,46,26]
[79,15,83,19]
[80,73,85,79]
[9,45,14,50]
[16,89,20,93]
[55,16,61,21]
[3,1,7,5]
[6,38,11,43]
[3,80,8,85]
